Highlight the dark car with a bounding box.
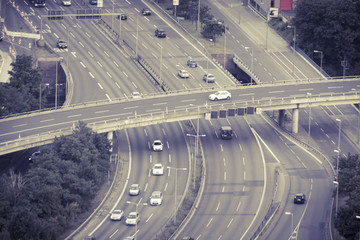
[118,14,127,20]
[142,8,151,16]
[57,40,68,49]
[182,237,195,240]
[89,0,97,5]
[187,59,197,68]
[155,29,166,38]
[220,126,233,140]
[294,193,305,204]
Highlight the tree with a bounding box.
[201,20,226,45]
[293,0,360,76]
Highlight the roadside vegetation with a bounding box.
[277,0,360,76]
[0,122,111,239]
[0,55,45,117]
[335,154,360,240]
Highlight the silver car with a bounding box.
[150,191,163,206]
[129,184,140,196]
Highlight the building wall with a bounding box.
[280,0,293,10]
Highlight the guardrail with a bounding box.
[1,90,359,155]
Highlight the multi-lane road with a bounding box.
[4,0,360,240]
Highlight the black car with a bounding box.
[294,193,305,204]
[118,14,127,20]
[142,8,151,16]
[89,0,97,5]
[57,40,67,49]
[187,59,197,68]
[155,29,166,38]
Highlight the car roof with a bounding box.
[152,191,161,195]
[131,183,139,187]
[154,163,163,167]
[221,126,232,130]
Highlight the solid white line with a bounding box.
[94,110,109,114]
[153,102,167,106]
[124,106,138,110]
[328,86,343,89]
[40,119,54,123]
[206,218,213,227]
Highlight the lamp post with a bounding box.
[333,180,339,220]
[313,50,323,74]
[287,25,296,75]
[186,118,206,189]
[356,216,360,240]
[245,47,254,85]
[55,83,63,108]
[336,119,342,164]
[126,200,147,240]
[39,83,49,110]
[285,211,294,236]
[307,92,312,144]
[167,166,187,225]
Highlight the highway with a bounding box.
[4,0,360,240]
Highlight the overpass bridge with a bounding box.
[0,77,360,155]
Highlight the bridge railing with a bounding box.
[1,90,359,155]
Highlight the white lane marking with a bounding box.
[124,106,138,110]
[162,128,166,136]
[169,154,171,163]
[79,41,84,47]
[216,202,220,211]
[149,154,152,163]
[153,102,167,106]
[40,119,54,123]
[97,61,102,67]
[144,129,148,136]
[109,229,118,238]
[67,114,81,118]
[227,218,234,228]
[239,144,242,151]
[222,186,225,192]
[220,144,223,152]
[13,124,27,128]
[88,51,94,57]
[239,93,254,96]
[104,51,109,57]
[85,32,91,38]
[168,169,170,177]
[89,72,95,78]
[113,61,119,67]
[115,82,121,89]
[105,94,111,101]
[97,83,103,89]
[298,88,314,91]
[236,200,241,211]
[223,157,226,166]
[328,86,343,89]
[224,171,226,181]
[146,213,153,222]
[206,218,213,227]
[181,99,196,102]
[269,90,284,94]
[123,71,128,77]
[144,183,148,192]
[95,110,109,114]
[132,82,138,88]
[242,157,245,166]
[107,72,112,78]
[80,62,86,68]
[94,41,100,47]
[146,109,161,112]
[167,141,169,149]
[164,182,168,191]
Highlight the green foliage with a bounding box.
[0,122,111,239]
[335,154,360,239]
[0,54,45,117]
[201,20,226,44]
[294,0,360,76]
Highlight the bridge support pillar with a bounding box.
[292,108,299,133]
[278,109,285,127]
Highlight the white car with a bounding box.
[178,69,190,78]
[129,184,140,196]
[150,191,163,206]
[125,212,140,225]
[62,0,71,5]
[110,209,124,221]
[152,140,163,151]
[132,91,142,99]
[203,73,215,83]
[208,91,231,101]
[152,163,164,175]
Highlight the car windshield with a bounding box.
[155,165,162,169]
[128,214,136,219]
[153,193,161,198]
[154,142,161,145]
[114,210,122,214]
[130,186,138,190]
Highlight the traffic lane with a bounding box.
[181,118,265,239]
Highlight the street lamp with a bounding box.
[167,166,187,224]
[126,200,147,240]
[307,92,312,144]
[245,47,254,85]
[56,83,63,109]
[285,211,294,236]
[333,180,339,216]
[313,50,323,75]
[186,118,206,189]
[39,83,49,110]
[287,25,296,75]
